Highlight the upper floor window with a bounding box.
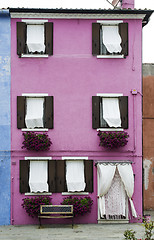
[17,20,53,57]
[92,94,128,130]
[17,94,54,130]
[92,21,128,58]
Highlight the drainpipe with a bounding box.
[11,177,14,225]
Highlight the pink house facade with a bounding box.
[10,5,153,225]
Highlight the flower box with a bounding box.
[61,196,93,216]
[98,131,129,149]
[22,196,52,218]
[22,131,52,151]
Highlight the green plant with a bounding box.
[98,131,129,149]
[22,131,52,151]
[61,196,93,216]
[124,216,154,240]
[22,196,52,218]
[124,229,137,240]
[142,216,154,240]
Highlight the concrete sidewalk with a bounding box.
[0,211,153,240]
[0,222,153,240]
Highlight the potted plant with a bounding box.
[22,131,52,151]
[61,196,93,216]
[22,196,52,218]
[97,131,129,149]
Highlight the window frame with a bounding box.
[17,20,53,57]
[17,93,54,130]
[19,159,93,195]
[92,93,128,130]
[92,21,128,58]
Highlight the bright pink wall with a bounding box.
[11,17,143,225]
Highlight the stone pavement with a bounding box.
[0,212,153,240]
[0,222,153,240]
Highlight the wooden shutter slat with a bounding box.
[84,160,93,192]
[44,96,54,129]
[92,23,100,56]
[45,22,53,55]
[92,96,100,129]
[48,160,56,193]
[17,96,26,129]
[119,96,128,129]
[119,23,128,56]
[17,22,26,56]
[20,160,30,193]
[56,160,67,193]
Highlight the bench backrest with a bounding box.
[40,205,73,215]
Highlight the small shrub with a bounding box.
[61,196,93,216]
[98,131,129,149]
[22,196,52,218]
[22,131,52,151]
[124,230,137,240]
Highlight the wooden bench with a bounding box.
[38,205,74,228]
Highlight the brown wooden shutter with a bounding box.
[56,160,67,193]
[44,96,54,129]
[45,22,53,55]
[17,96,26,129]
[92,96,100,129]
[48,160,56,193]
[92,23,100,56]
[119,23,128,56]
[17,22,27,56]
[20,160,30,193]
[84,160,93,192]
[119,96,128,129]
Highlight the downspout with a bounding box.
[11,177,14,225]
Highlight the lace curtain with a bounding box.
[105,169,126,219]
[97,163,137,219]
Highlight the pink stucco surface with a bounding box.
[11,17,143,225]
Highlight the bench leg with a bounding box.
[72,217,74,229]
[39,217,41,228]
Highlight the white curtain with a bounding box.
[66,160,86,192]
[29,161,48,193]
[117,164,137,218]
[97,164,116,217]
[102,25,122,53]
[102,97,121,127]
[27,24,45,53]
[25,97,44,129]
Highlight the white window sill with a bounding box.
[62,192,89,196]
[25,192,52,196]
[22,128,48,132]
[21,54,48,58]
[97,55,124,59]
[97,128,124,132]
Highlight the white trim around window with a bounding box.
[62,157,88,160]
[25,157,52,160]
[97,93,123,97]
[22,93,48,97]
[22,19,48,24]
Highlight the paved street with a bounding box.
[0,211,153,240]
[0,222,153,240]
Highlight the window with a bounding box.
[92,95,128,129]
[17,95,54,129]
[92,21,128,57]
[20,160,93,194]
[17,20,53,57]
